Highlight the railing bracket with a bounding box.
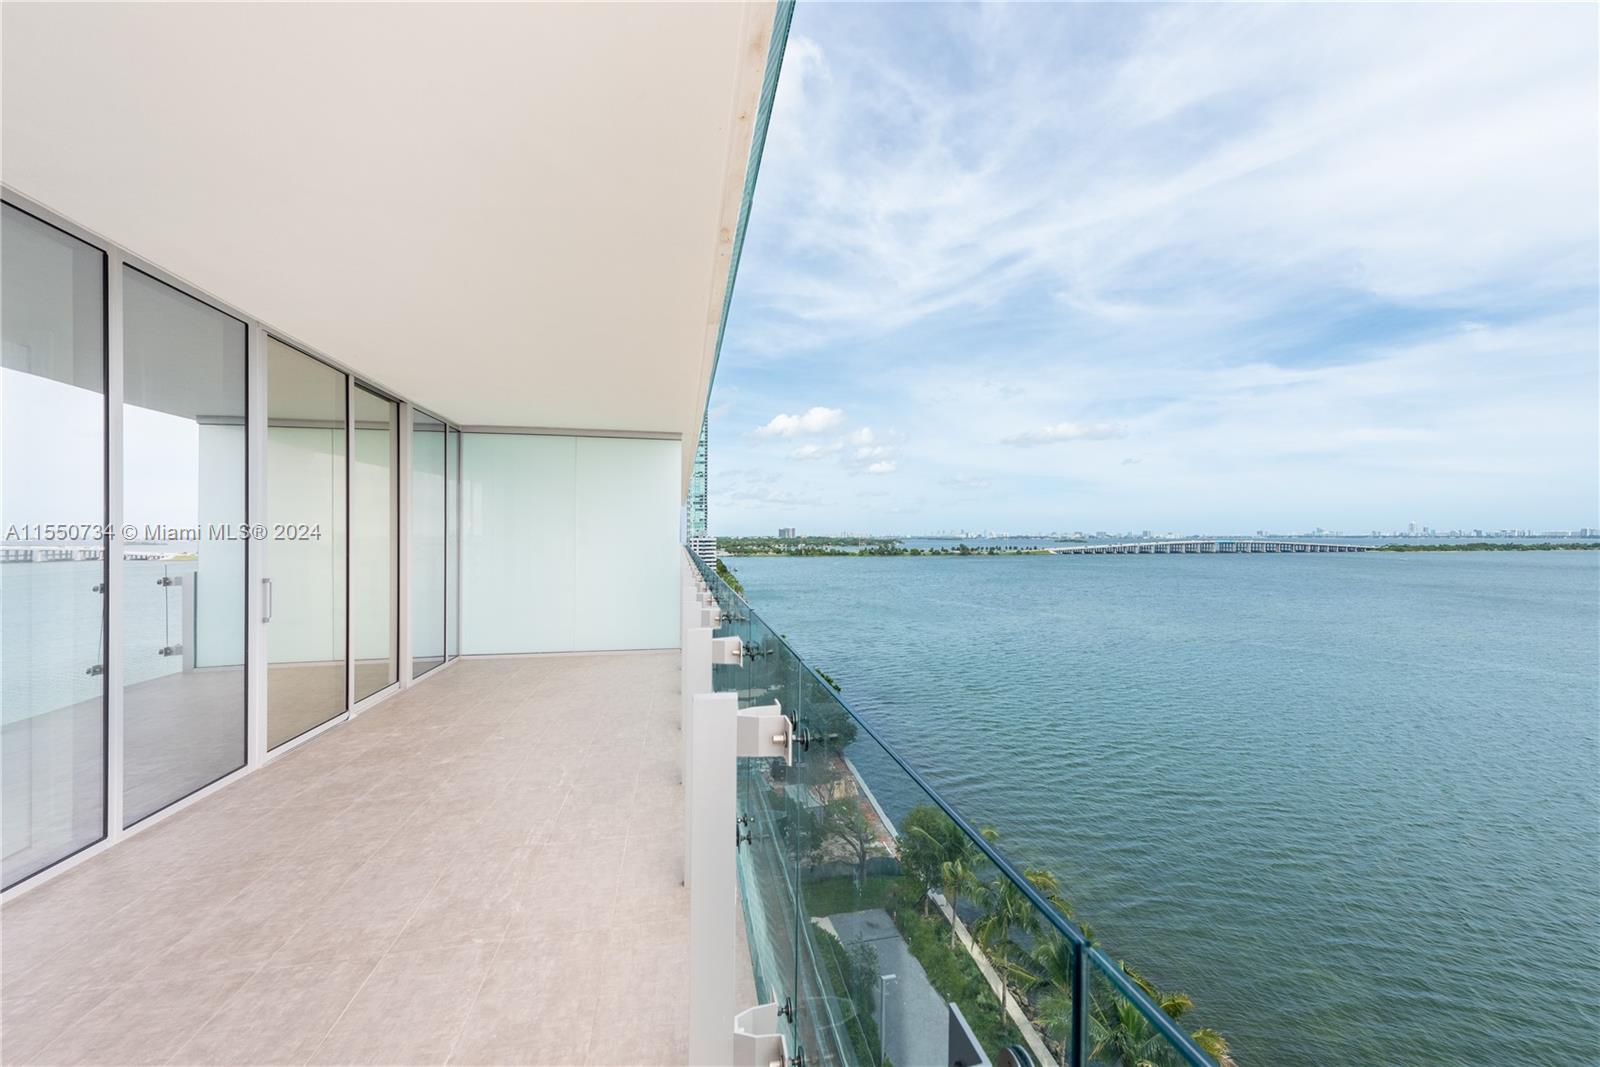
[736,702,792,765]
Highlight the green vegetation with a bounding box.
[719,536,1049,557]
[714,557,744,593]
[810,925,883,1067]
[723,537,1600,557]
[796,801,1236,1067]
[888,885,1024,1055]
[1375,541,1600,552]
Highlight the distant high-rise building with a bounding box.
[778,526,796,539]
[686,416,717,563]
[688,417,708,537]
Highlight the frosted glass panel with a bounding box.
[573,437,680,650]
[410,411,446,677]
[461,434,576,654]
[460,433,679,654]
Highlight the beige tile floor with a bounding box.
[0,653,690,1066]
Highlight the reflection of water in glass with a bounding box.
[0,558,211,721]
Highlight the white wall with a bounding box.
[461,433,679,654]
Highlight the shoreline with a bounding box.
[718,540,1600,558]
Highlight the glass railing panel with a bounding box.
[690,551,1220,1067]
[724,597,805,1053]
[1087,951,1217,1067]
[788,660,1040,1066]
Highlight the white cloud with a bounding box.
[745,5,1596,347]
[1003,421,1127,447]
[789,441,842,460]
[866,461,897,475]
[727,486,822,507]
[710,5,1598,532]
[754,406,845,437]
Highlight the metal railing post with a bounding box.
[1070,940,1088,1067]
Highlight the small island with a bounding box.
[717,536,1600,557]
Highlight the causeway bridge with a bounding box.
[1050,539,1371,555]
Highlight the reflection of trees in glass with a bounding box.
[900,805,997,948]
[975,866,1064,1026]
[1093,965,1237,1067]
[889,802,1235,1066]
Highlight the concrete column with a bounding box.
[681,625,712,884]
[688,691,738,1067]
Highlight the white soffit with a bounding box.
[1,2,778,483]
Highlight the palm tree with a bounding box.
[897,806,948,918]
[902,811,997,948]
[1090,994,1172,1067]
[1030,934,1075,1065]
[974,867,1067,1024]
[1092,963,1238,1067]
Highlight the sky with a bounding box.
[707,2,1599,536]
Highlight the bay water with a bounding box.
[724,551,1600,1066]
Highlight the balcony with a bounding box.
[2,653,691,1066]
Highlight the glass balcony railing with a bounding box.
[693,553,1223,1067]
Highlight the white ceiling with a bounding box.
[2,2,778,487]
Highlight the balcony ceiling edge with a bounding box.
[0,1,781,499]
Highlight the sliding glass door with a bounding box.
[411,410,446,678]
[0,204,108,888]
[2,195,466,889]
[265,338,347,749]
[352,385,398,702]
[121,267,247,824]
[446,425,461,662]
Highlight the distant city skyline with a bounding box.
[715,524,1600,540]
[708,3,1599,534]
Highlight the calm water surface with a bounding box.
[725,551,1600,1066]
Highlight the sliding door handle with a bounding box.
[262,577,273,623]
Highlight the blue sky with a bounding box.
[709,2,1599,535]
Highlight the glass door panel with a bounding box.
[121,267,247,824]
[445,425,460,661]
[410,410,445,678]
[265,338,347,748]
[0,203,108,888]
[352,384,397,701]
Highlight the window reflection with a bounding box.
[1,203,108,886]
[352,385,397,701]
[121,267,247,824]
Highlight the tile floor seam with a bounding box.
[109,863,277,992]
[4,984,116,1067]
[295,950,390,1066]
[438,935,508,1066]
[160,951,279,1067]
[256,806,440,974]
